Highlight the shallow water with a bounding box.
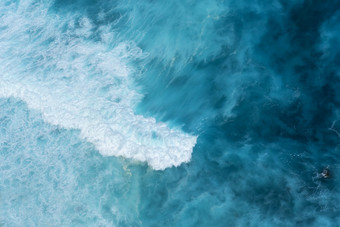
[1,0,340,226]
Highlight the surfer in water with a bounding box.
[320,168,330,179]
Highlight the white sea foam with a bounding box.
[0,0,197,170]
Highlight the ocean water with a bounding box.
[0,0,339,226]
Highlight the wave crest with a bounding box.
[0,0,197,170]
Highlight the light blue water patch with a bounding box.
[0,98,145,226]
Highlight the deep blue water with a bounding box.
[1,0,340,226]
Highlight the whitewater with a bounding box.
[0,0,197,170]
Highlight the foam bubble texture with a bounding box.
[0,0,197,170]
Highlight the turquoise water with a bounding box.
[1,0,340,226]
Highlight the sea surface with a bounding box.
[1,0,340,226]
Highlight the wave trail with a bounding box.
[0,0,197,170]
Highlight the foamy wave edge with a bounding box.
[0,82,197,170]
[0,0,197,170]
